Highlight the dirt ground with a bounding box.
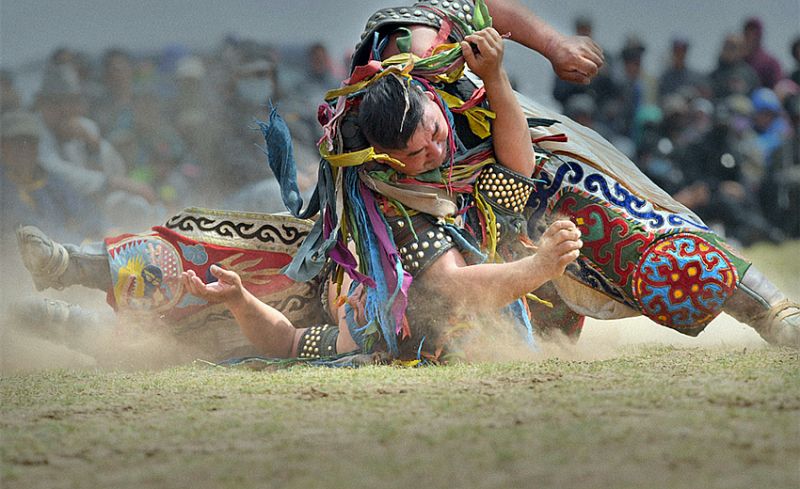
[1,242,799,489]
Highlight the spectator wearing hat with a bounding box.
[614,36,658,139]
[742,17,784,89]
[751,87,791,163]
[709,34,760,101]
[658,37,705,101]
[1,111,105,242]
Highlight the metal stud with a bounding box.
[427,12,436,19]
[463,4,471,12]
[414,9,422,15]
[458,12,465,19]
[397,220,405,228]
[452,2,460,10]
[417,251,425,258]
[411,242,418,250]
[433,241,442,249]
[436,233,444,239]
[422,242,430,249]
[442,1,449,6]
[413,261,420,268]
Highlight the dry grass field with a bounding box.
[1,241,799,489]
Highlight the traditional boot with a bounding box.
[723,266,800,347]
[16,226,112,292]
[7,297,103,348]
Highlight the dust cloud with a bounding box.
[0,248,210,373]
[1,240,797,372]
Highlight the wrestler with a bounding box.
[16,0,799,355]
[186,25,583,360]
[326,0,799,346]
[16,25,581,361]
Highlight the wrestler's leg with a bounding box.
[723,266,800,347]
[16,226,111,292]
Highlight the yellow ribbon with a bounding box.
[435,89,496,139]
[324,63,414,100]
[320,145,406,169]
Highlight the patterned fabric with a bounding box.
[532,152,748,333]
[530,153,710,236]
[105,208,323,334]
[632,234,738,333]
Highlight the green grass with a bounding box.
[2,346,799,489]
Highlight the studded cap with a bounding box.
[350,0,477,70]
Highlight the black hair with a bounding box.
[358,75,425,150]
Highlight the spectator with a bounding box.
[35,63,161,231]
[674,102,780,246]
[93,49,136,161]
[761,94,800,237]
[709,34,760,100]
[614,36,658,138]
[658,37,705,101]
[213,46,285,211]
[751,87,792,163]
[172,55,224,193]
[1,111,105,242]
[742,17,784,89]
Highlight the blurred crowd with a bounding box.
[552,16,800,246]
[2,16,799,248]
[1,36,343,243]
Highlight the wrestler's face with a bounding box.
[380,91,450,176]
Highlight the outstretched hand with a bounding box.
[181,265,245,305]
[546,35,604,85]
[530,219,583,281]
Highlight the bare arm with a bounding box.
[420,220,582,311]
[462,28,534,177]
[181,265,302,357]
[485,0,604,84]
